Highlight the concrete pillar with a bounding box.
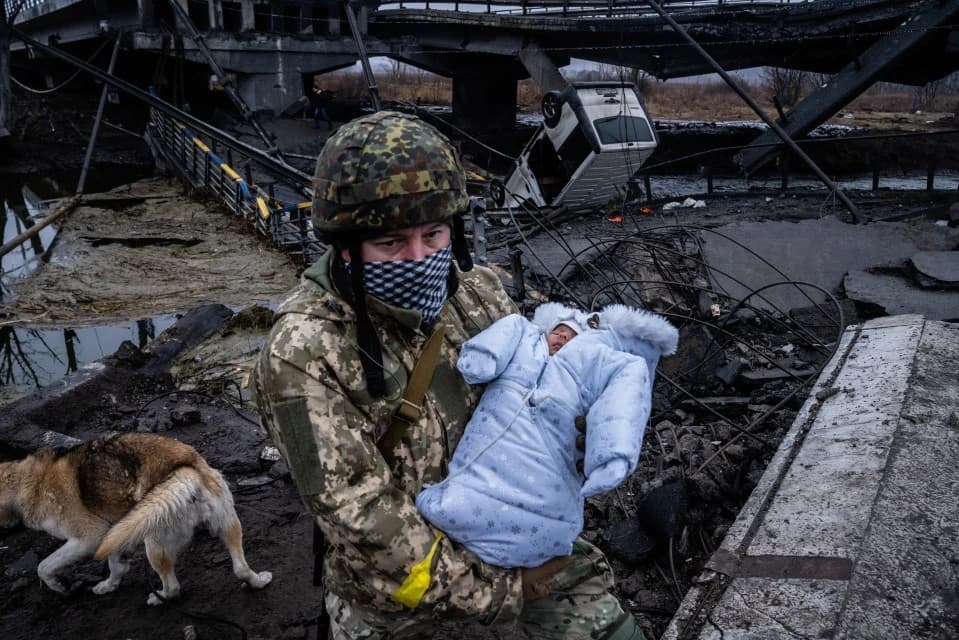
[301,6,313,34]
[208,0,223,30]
[271,1,283,32]
[137,0,154,28]
[93,0,109,20]
[175,0,189,31]
[240,0,254,31]
[357,5,368,37]
[327,4,341,36]
[236,66,303,115]
[452,73,517,132]
[518,42,567,93]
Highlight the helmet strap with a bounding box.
[450,214,474,272]
[348,242,387,399]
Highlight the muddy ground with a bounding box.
[2,87,959,640]
[0,189,894,640]
[0,177,299,326]
[0,290,829,640]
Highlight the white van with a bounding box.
[489,82,658,212]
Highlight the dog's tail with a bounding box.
[94,465,218,560]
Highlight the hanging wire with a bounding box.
[10,37,113,94]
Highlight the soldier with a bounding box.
[252,111,644,640]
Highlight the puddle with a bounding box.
[0,316,179,399]
[1,183,60,288]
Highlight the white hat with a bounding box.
[532,302,588,335]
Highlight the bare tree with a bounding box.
[594,63,654,94]
[911,78,942,112]
[387,57,405,84]
[764,67,808,109]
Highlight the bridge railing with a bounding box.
[380,0,814,16]
[4,0,44,17]
[147,108,326,263]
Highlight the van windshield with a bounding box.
[593,116,654,144]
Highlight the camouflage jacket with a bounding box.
[252,250,522,623]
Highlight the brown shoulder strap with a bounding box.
[379,325,446,457]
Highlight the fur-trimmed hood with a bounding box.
[592,304,679,357]
[532,302,678,358]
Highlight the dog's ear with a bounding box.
[0,503,21,528]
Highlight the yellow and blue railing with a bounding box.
[147,108,323,261]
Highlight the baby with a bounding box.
[416,302,678,568]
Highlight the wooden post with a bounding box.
[0,198,80,261]
[509,248,526,302]
[643,173,652,202]
[0,0,12,139]
[705,165,714,194]
[927,163,936,191]
[77,36,123,196]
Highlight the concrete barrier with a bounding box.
[663,314,959,640]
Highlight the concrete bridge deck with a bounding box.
[663,314,959,640]
[9,0,959,117]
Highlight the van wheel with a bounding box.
[541,92,563,128]
[489,179,506,207]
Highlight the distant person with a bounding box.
[311,85,334,129]
[416,302,678,568]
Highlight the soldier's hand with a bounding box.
[575,416,587,474]
[521,555,571,603]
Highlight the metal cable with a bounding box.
[9,37,113,94]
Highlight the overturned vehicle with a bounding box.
[490,82,658,212]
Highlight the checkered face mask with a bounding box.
[355,246,451,324]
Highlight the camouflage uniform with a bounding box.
[251,111,643,640]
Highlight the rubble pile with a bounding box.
[507,222,849,638]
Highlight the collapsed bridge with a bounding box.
[7,0,959,172]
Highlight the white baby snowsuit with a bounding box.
[416,303,679,568]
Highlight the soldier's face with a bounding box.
[342,222,452,263]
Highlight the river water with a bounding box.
[0,177,177,399]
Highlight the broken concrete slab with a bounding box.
[739,364,817,385]
[662,315,959,640]
[835,320,959,639]
[701,217,959,312]
[844,269,959,320]
[910,250,959,288]
[521,231,611,282]
[789,298,859,342]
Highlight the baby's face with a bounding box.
[546,324,577,355]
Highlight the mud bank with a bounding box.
[0,307,319,640]
[0,177,299,326]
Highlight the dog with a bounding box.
[0,432,272,605]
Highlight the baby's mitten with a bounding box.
[580,458,630,498]
[457,349,498,384]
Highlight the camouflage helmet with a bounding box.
[311,111,469,236]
